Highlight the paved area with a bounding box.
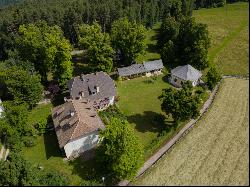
[118,81,221,186]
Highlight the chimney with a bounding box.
[96,86,100,93]
[70,111,75,117]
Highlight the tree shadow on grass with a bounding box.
[127,111,174,134]
[69,152,111,185]
[43,130,62,159]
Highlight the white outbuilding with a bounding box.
[170,64,203,87]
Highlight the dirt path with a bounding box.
[118,81,222,186]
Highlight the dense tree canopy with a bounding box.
[206,66,222,90]
[160,16,210,70]
[0,101,35,149]
[0,152,69,186]
[0,65,43,107]
[159,81,200,124]
[96,117,144,180]
[0,0,195,61]
[15,21,73,87]
[111,17,147,65]
[78,22,114,72]
[194,0,226,9]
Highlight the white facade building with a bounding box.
[170,64,202,87]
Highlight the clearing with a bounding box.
[133,78,249,186]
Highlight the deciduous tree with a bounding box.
[96,117,144,180]
[206,66,222,90]
[159,81,200,124]
[78,22,114,73]
[111,17,147,65]
[0,65,43,108]
[16,21,73,87]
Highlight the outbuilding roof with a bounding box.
[171,64,202,81]
[143,59,164,72]
[68,72,116,100]
[117,64,146,77]
[52,100,105,148]
[117,59,164,77]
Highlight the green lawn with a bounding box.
[23,103,100,185]
[28,103,53,125]
[116,74,170,147]
[193,2,249,75]
[136,23,161,63]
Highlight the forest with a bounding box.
[0,0,196,60]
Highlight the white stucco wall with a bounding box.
[109,96,115,105]
[64,131,100,158]
[170,75,198,87]
[0,99,3,118]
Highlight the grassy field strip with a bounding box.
[215,26,249,75]
[134,78,249,185]
[209,20,248,63]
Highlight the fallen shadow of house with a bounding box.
[43,130,62,160]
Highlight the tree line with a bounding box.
[0,0,19,8]
[194,0,248,9]
[0,0,195,61]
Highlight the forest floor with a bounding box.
[133,78,249,186]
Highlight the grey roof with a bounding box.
[68,72,116,100]
[117,64,146,77]
[171,64,202,81]
[143,59,164,72]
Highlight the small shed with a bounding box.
[143,59,164,76]
[117,64,146,78]
[170,64,202,87]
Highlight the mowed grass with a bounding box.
[193,2,249,75]
[214,26,249,75]
[23,103,96,185]
[134,78,249,185]
[116,74,171,148]
[136,23,161,63]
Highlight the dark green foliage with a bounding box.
[0,0,193,62]
[160,16,210,70]
[0,152,69,186]
[159,81,200,124]
[38,171,69,186]
[78,22,114,73]
[15,21,73,87]
[0,152,40,186]
[0,101,35,148]
[0,0,19,8]
[0,65,43,108]
[194,0,226,9]
[98,104,127,125]
[96,117,144,180]
[206,66,222,90]
[226,0,248,2]
[111,17,147,65]
[158,17,180,48]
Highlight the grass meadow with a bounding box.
[193,2,249,75]
[133,78,249,185]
